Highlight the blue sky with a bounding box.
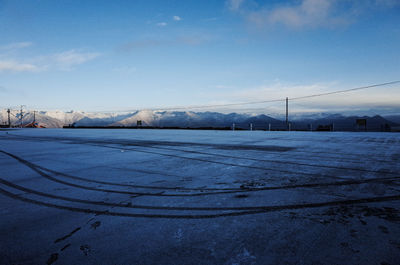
[0,0,399,113]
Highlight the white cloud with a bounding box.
[0,42,33,50]
[173,16,181,21]
[231,1,399,31]
[0,60,40,72]
[227,0,245,11]
[207,81,400,114]
[374,0,400,7]
[156,22,167,27]
[247,0,349,29]
[52,50,100,70]
[119,34,212,52]
[0,49,100,73]
[215,85,235,89]
[203,17,218,22]
[112,66,137,74]
[227,0,357,30]
[227,82,332,102]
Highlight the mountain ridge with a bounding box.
[1,109,399,131]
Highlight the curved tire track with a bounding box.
[4,134,397,172]
[1,186,399,219]
[1,150,399,198]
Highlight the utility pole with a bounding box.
[33,110,36,124]
[7,109,11,128]
[20,105,25,128]
[285,97,289,130]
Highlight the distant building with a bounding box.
[391,126,400,132]
[24,122,45,128]
[381,123,391,132]
[316,124,333,131]
[356,119,367,131]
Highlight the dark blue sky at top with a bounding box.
[0,0,399,112]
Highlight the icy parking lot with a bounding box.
[0,129,400,265]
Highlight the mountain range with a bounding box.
[1,109,399,131]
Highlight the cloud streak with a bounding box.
[228,0,400,30]
[208,80,400,114]
[248,0,350,29]
[227,0,245,11]
[112,66,137,74]
[374,0,400,7]
[0,60,40,72]
[0,42,33,50]
[252,0,334,29]
[52,50,100,70]
[0,43,100,73]
[173,16,181,21]
[118,34,212,52]
[0,85,8,93]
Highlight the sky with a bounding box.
[0,0,399,114]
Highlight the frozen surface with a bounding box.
[0,129,399,264]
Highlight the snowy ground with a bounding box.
[0,129,399,265]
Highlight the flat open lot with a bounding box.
[0,129,400,265]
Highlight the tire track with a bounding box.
[2,177,399,212]
[100,143,398,175]
[85,143,397,183]
[1,150,399,198]
[1,186,399,219]
[0,150,244,197]
[36,165,241,192]
[20,133,400,174]
[3,133,396,165]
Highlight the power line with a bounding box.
[143,98,286,111]
[3,81,399,114]
[142,81,400,111]
[139,80,400,111]
[289,80,400,101]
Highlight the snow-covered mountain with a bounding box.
[1,109,64,128]
[291,114,398,131]
[111,110,283,128]
[0,109,398,131]
[0,109,134,128]
[0,109,284,129]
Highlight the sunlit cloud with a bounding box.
[247,0,350,29]
[0,85,7,92]
[203,17,218,22]
[0,43,100,73]
[0,42,33,50]
[118,34,213,52]
[227,0,245,11]
[173,16,181,21]
[52,50,100,70]
[112,66,137,74]
[228,0,399,30]
[0,60,40,72]
[374,0,400,7]
[206,81,400,114]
